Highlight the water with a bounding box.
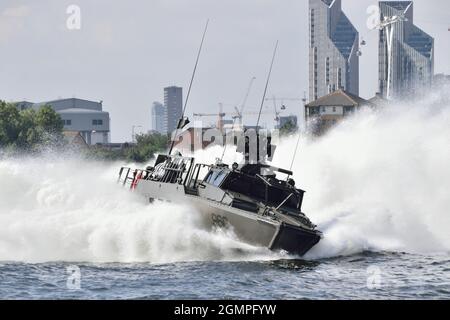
[0,252,449,299]
[0,92,449,299]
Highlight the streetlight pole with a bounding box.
[132,125,142,143]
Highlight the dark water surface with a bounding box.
[1,252,449,299]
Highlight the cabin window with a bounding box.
[204,170,228,187]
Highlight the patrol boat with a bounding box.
[118,135,322,256]
[117,22,321,256]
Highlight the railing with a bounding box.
[186,163,211,189]
[117,156,196,190]
[118,167,153,189]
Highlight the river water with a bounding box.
[1,252,449,299]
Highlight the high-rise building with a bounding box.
[309,0,359,102]
[378,1,434,100]
[151,101,166,134]
[164,86,183,134]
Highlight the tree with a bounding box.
[126,133,169,162]
[279,120,298,136]
[16,108,40,148]
[34,105,64,146]
[0,101,64,151]
[0,101,22,147]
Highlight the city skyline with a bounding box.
[1,0,449,142]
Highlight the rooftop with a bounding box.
[306,90,370,107]
[380,1,413,13]
[57,108,109,115]
[33,98,103,108]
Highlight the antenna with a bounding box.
[256,41,278,129]
[168,19,209,155]
[239,76,256,118]
[289,92,307,171]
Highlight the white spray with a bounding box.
[272,92,450,258]
[0,156,275,263]
[0,91,449,262]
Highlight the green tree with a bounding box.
[0,101,22,147]
[35,105,64,134]
[0,101,64,151]
[279,120,298,136]
[16,108,40,148]
[126,133,169,162]
[34,105,64,147]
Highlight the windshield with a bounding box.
[204,170,228,187]
[221,172,302,210]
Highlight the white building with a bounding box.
[21,98,111,145]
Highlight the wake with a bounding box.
[0,90,449,262]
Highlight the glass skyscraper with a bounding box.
[309,0,359,102]
[378,1,434,100]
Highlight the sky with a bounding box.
[1,0,449,142]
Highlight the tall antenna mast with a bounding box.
[169,19,209,155]
[289,92,307,171]
[256,41,278,129]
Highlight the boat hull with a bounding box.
[270,223,321,256]
[134,180,320,256]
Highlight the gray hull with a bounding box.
[134,179,320,255]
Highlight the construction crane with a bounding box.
[234,77,256,126]
[193,104,226,129]
[194,77,257,130]
[265,96,302,114]
[264,96,302,127]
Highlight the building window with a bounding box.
[337,68,342,89]
[332,107,336,112]
[310,9,315,47]
[309,107,320,116]
[326,57,330,85]
[93,119,103,126]
[62,119,72,126]
[344,106,354,115]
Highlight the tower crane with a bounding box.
[193,104,226,129]
[264,96,302,127]
[234,77,256,126]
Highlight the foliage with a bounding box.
[125,133,169,162]
[0,101,64,151]
[86,133,169,163]
[0,100,168,162]
[279,119,298,136]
